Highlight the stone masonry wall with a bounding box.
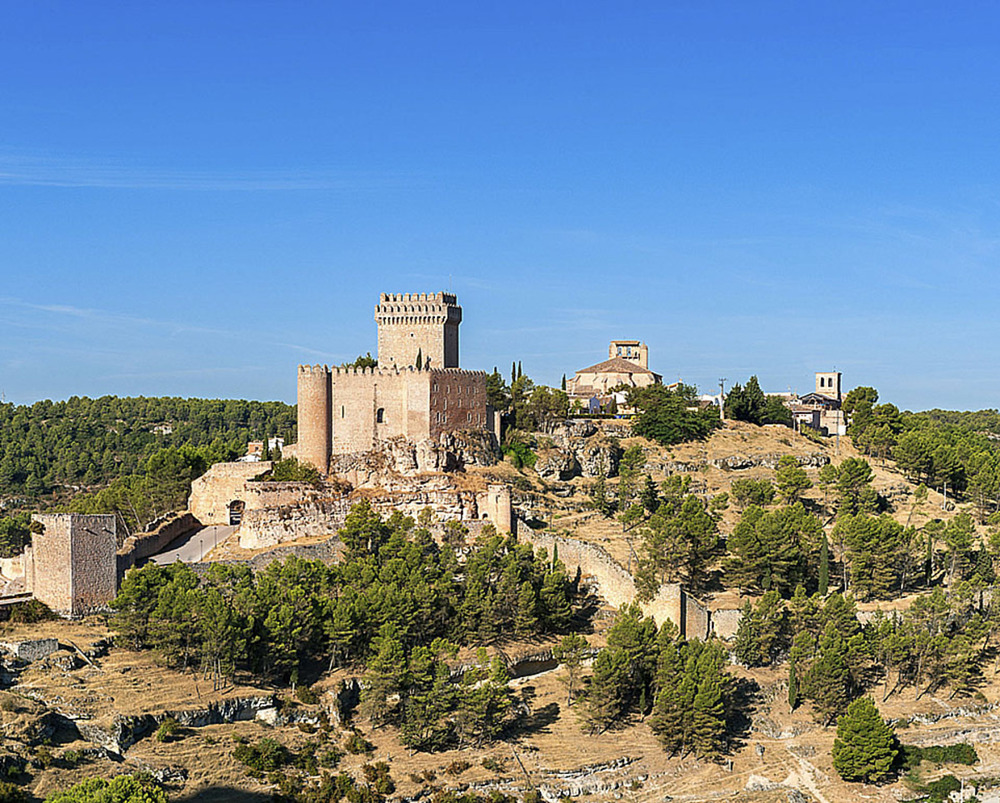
[428,369,488,440]
[30,514,117,617]
[188,461,274,525]
[117,512,199,574]
[517,527,708,637]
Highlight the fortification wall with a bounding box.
[117,512,199,574]
[239,499,355,550]
[516,527,708,636]
[188,461,274,525]
[0,554,24,581]
[428,369,488,440]
[330,367,432,454]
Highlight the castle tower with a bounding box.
[375,292,461,369]
[27,513,117,617]
[815,371,842,401]
[297,365,332,475]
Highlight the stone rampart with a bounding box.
[188,461,275,525]
[239,499,355,550]
[117,512,199,574]
[517,527,708,637]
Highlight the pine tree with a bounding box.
[690,675,727,760]
[831,697,898,783]
[583,648,629,733]
[553,633,589,705]
[514,580,538,636]
[805,624,853,725]
[733,600,763,666]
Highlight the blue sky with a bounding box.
[2,2,999,411]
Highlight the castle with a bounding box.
[294,292,498,475]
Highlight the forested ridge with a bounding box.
[0,395,296,499]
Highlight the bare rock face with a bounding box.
[534,422,622,480]
[331,431,500,483]
[535,450,579,481]
[710,452,829,471]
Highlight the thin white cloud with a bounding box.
[0,150,414,191]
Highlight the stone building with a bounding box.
[293,292,497,475]
[565,339,662,402]
[24,514,117,617]
[787,371,847,435]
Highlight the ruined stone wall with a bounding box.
[477,484,514,534]
[118,512,199,573]
[30,514,116,617]
[428,369,488,440]
[517,526,707,636]
[188,461,274,525]
[375,292,461,370]
[711,608,743,640]
[0,555,24,581]
[239,499,355,550]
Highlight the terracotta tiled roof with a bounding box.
[575,357,658,375]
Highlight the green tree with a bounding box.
[775,456,812,504]
[553,633,589,705]
[44,775,167,803]
[831,697,898,783]
[629,384,721,446]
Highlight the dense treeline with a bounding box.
[111,502,574,749]
[0,395,296,499]
[846,388,1000,519]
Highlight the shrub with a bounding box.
[232,737,292,774]
[295,684,320,705]
[8,599,55,624]
[0,782,29,803]
[482,756,508,773]
[155,716,180,743]
[344,732,374,755]
[445,760,471,776]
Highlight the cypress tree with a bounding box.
[561,374,567,390]
[511,362,516,385]
[416,349,423,369]
[517,360,522,379]
[819,534,830,596]
[261,434,271,462]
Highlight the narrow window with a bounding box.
[341,406,345,418]
[376,408,384,424]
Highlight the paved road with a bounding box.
[150,524,236,565]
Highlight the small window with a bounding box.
[376,408,384,424]
[341,406,345,418]
[468,413,472,422]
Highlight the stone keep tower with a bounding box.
[375,292,461,369]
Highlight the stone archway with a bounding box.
[227,500,245,526]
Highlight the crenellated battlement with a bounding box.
[378,291,456,305]
[298,364,331,375]
[430,368,487,377]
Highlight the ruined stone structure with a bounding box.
[294,292,495,475]
[24,514,117,617]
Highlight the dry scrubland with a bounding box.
[4,422,992,802]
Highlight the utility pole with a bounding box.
[718,378,726,422]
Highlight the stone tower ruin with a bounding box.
[375,292,461,370]
[25,513,117,617]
